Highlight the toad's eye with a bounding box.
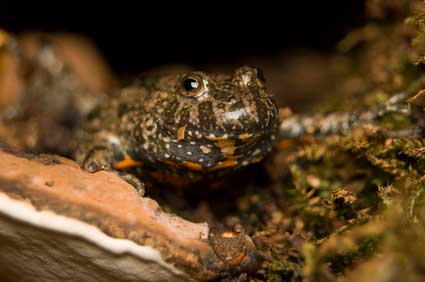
[182,77,200,91]
[179,75,205,97]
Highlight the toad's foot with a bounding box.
[117,172,145,196]
[81,151,145,196]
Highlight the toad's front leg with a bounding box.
[75,133,145,196]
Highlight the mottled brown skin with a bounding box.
[75,67,279,190]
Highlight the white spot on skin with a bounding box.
[106,135,121,146]
[164,154,170,158]
[241,74,251,86]
[178,144,182,148]
[198,158,204,163]
[165,144,170,149]
[200,146,211,154]
[145,119,154,127]
[221,109,249,122]
[186,151,192,155]
[252,148,261,156]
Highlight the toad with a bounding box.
[75,67,279,193]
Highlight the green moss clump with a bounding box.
[266,261,302,282]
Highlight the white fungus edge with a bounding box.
[0,192,184,276]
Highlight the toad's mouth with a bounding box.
[159,122,278,143]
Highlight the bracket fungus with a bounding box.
[0,149,261,281]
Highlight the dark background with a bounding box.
[0,1,366,73]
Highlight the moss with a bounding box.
[325,236,381,274]
[378,112,412,129]
[256,2,425,281]
[266,261,302,282]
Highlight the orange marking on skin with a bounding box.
[163,160,203,171]
[207,135,229,141]
[113,155,143,169]
[251,156,263,163]
[238,133,253,140]
[209,159,238,171]
[177,126,186,140]
[181,161,203,171]
[222,231,237,238]
[217,139,236,157]
[225,247,247,266]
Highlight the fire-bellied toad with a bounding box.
[75,66,279,192]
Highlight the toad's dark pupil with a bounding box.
[183,78,199,91]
